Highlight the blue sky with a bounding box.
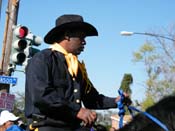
[0,0,175,102]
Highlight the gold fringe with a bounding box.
[79,61,92,94]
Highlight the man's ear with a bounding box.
[65,36,70,41]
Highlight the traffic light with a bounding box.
[10,25,42,67]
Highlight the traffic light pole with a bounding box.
[0,0,19,92]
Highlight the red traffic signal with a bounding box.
[14,26,28,38]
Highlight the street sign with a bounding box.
[0,92,15,111]
[0,75,17,85]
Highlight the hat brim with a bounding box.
[44,22,98,44]
[0,116,19,125]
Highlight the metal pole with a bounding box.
[134,32,175,42]
[120,31,175,42]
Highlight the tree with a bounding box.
[141,94,155,111]
[119,73,133,96]
[13,91,26,123]
[118,74,133,115]
[133,24,175,104]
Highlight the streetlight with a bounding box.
[120,31,175,42]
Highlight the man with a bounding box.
[0,110,25,131]
[25,14,130,131]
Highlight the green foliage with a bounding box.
[12,92,27,123]
[132,52,143,62]
[140,43,155,53]
[141,95,155,111]
[120,73,133,95]
[132,43,155,62]
[119,74,133,115]
[132,28,175,104]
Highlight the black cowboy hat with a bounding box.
[44,14,98,44]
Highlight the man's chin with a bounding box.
[76,50,83,55]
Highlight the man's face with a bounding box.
[66,31,86,55]
[4,121,14,129]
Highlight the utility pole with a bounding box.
[0,0,19,92]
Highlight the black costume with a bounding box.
[25,49,117,130]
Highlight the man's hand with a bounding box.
[76,108,97,127]
[115,92,132,106]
